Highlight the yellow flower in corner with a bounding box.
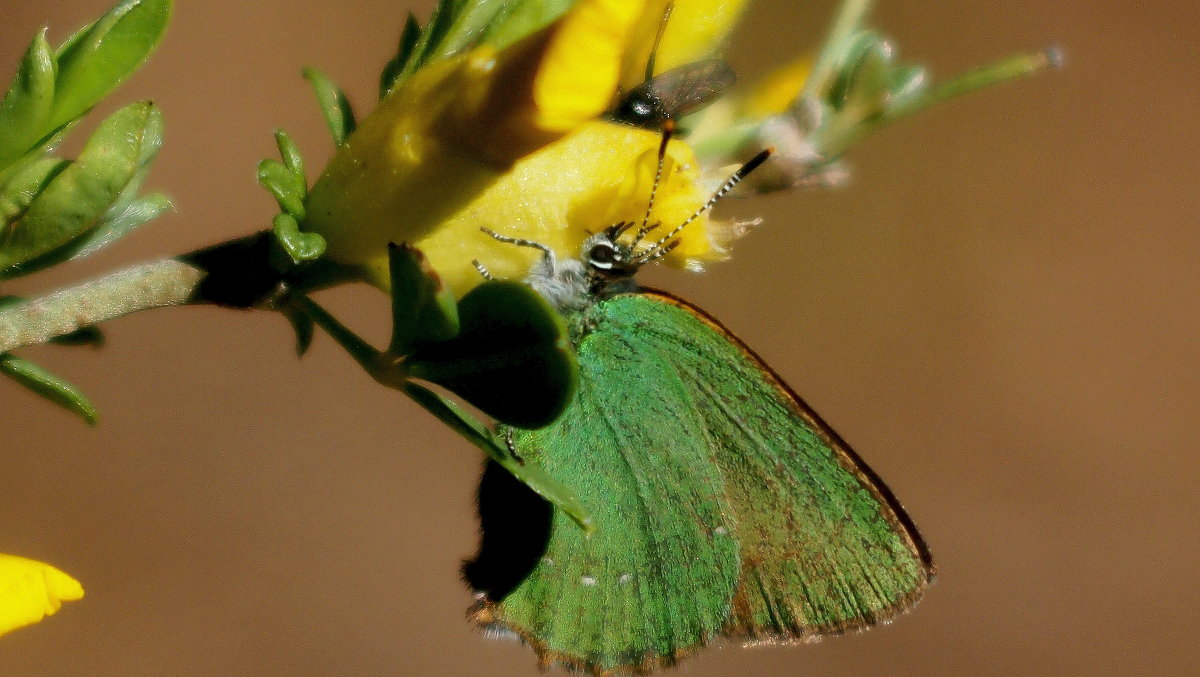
[0,554,84,637]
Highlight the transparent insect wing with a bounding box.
[646,59,736,120]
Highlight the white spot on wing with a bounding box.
[580,575,597,586]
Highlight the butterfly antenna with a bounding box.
[644,1,675,82]
[637,148,774,262]
[628,121,675,247]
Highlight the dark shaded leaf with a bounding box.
[49,325,105,347]
[282,304,315,356]
[407,280,576,429]
[379,14,422,99]
[387,242,459,355]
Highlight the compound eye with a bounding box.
[588,242,618,268]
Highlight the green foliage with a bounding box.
[259,129,326,268]
[478,0,575,50]
[0,0,172,280]
[799,1,1060,160]
[50,0,172,132]
[378,0,575,97]
[0,101,169,279]
[0,0,171,172]
[408,280,577,430]
[0,0,171,419]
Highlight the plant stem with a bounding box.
[0,258,205,353]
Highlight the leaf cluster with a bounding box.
[0,0,171,423]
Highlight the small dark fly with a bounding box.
[608,58,737,130]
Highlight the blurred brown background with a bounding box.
[2,1,1195,675]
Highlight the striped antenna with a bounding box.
[635,148,773,262]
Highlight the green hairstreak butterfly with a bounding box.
[464,130,934,674]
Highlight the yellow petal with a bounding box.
[620,0,752,89]
[305,0,645,268]
[0,554,84,637]
[363,121,719,295]
[738,56,812,118]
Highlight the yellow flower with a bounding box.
[305,0,759,295]
[304,0,646,274]
[388,121,726,294]
[0,554,84,637]
[619,0,751,90]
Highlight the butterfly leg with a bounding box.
[480,227,555,259]
[478,226,560,282]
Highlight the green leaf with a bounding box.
[66,192,171,259]
[1,353,97,424]
[480,0,575,50]
[272,213,325,264]
[887,64,927,107]
[0,119,78,190]
[829,31,885,108]
[302,67,356,146]
[432,0,509,60]
[0,101,163,274]
[0,157,69,224]
[387,242,459,355]
[274,129,304,182]
[379,14,422,99]
[3,193,172,283]
[49,0,172,131]
[399,0,460,79]
[257,159,306,220]
[0,29,57,169]
[405,381,592,531]
[407,280,576,429]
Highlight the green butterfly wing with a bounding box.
[468,291,933,673]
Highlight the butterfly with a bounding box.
[464,129,934,675]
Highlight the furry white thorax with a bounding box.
[524,232,641,314]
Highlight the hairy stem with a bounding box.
[0,258,204,353]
